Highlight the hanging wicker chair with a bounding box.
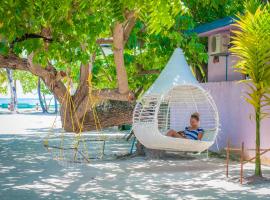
[133,48,219,152]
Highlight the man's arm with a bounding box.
[197,133,203,140]
[197,128,204,140]
[177,131,186,138]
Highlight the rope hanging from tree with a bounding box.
[43,73,106,165]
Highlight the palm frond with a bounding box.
[230,6,270,121]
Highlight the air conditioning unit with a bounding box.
[209,33,229,55]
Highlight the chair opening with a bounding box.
[157,85,218,142]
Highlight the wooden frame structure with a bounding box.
[225,138,270,184]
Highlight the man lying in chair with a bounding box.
[166,112,204,140]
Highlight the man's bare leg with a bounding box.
[166,130,185,138]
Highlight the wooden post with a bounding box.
[226,138,230,178]
[240,142,244,184]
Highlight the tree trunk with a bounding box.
[54,95,58,113]
[42,93,48,111]
[38,78,47,113]
[14,79,18,109]
[113,22,129,94]
[83,100,134,131]
[61,98,134,132]
[60,93,80,132]
[255,101,262,176]
[6,69,18,112]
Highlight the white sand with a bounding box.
[0,112,270,200]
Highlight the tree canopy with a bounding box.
[0,0,183,66]
[0,0,245,97]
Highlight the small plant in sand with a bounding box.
[231,0,270,178]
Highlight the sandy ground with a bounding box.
[0,112,270,200]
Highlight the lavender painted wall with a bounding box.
[208,54,244,82]
[207,34,244,82]
[201,81,270,164]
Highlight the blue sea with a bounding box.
[0,98,57,109]
[0,98,39,105]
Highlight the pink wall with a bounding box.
[208,54,244,82]
[201,81,270,164]
[206,31,245,82]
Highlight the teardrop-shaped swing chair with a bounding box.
[133,48,219,152]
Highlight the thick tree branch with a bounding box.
[0,53,67,104]
[11,28,53,47]
[111,11,137,94]
[73,53,96,107]
[0,53,133,104]
[123,13,136,45]
[0,54,29,71]
[27,53,67,104]
[11,33,53,46]
[96,38,113,44]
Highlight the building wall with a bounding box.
[207,36,244,82]
[201,81,270,165]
